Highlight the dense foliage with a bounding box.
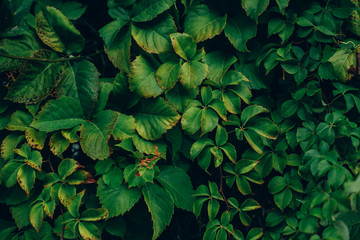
[2,0,360,239]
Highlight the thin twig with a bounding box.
[320,88,332,113]
[0,50,103,63]
[219,166,229,210]
[47,159,65,240]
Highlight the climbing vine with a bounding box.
[2,0,360,239]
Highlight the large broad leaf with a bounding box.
[328,49,357,82]
[132,97,180,140]
[17,164,35,195]
[181,105,202,135]
[241,105,268,125]
[156,166,194,211]
[132,0,176,22]
[241,0,270,22]
[1,133,25,161]
[31,97,85,132]
[78,222,101,240]
[169,33,197,60]
[165,84,198,113]
[97,178,141,218]
[131,14,176,54]
[142,183,174,240]
[100,23,131,72]
[156,61,181,90]
[5,52,64,104]
[99,20,129,47]
[247,118,278,140]
[224,14,257,52]
[129,55,163,97]
[56,60,100,117]
[179,61,208,89]
[6,110,32,131]
[184,4,227,42]
[80,110,118,160]
[0,33,41,71]
[36,6,85,53]
[112,113,136,141]
[203,51,237,85]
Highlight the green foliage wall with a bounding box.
[2,0,360,239]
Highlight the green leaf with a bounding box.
[30,203,43,232]
[201,108,219,135]
[179,61,208,90]
[132,14,176,54]
[281,100,298,118]
[166,84,198,113]
[56,1,87,20]
[25,128,46,150]
[80,110,118,160]
[49,132,70,156]
[96,82,113,112]
[221,143,237,164]
[132,98,180,140]
[215,125,228,146]
[208,198,220,221]
[103,25,131,72]
[81,208,108,221]
[97,178,141,217]
[24,150,42,172]
[244,129,264,154]
[328,49,357,82]
[112,113,136,141]
[156,61,181,90]
[203,51,237,85]
[268,176,286,194]
[132,0,176,22]
[242,0,270,22]
[58,158,79,180]
[274,188,292,210]
[299,216,319,233]
[190,137,214,159]
[1,132,25,161]
[5,56,64,104]
[169,33,197,60]
[17,164,35,195]
[246,228,263,240]
[56,60,100,117]
[1,161,23,187]
[236,175,253,195]
[10,200,31,229]
[6,110,32,131]
[142,183,174,240]
[31,97,85,132]
[224,14,257,52]
[58,184,76,206]
[265,211,284,227]
[241,199,261,211]
[36,6,85,53]
[78,222,101,240]
[129,55,163,98]
[241,105,268,125]
[99,20,128,47]
[156,166,194,211]
[184,4,227,42]
[247,118,278,140]
[67,190,85,218]
[276,0,290,14]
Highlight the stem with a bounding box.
[320,88,332,113]
[219,166,229,210]
[0,50,102,63]
[48,159,65,240]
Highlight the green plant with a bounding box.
[2,0,360,239]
